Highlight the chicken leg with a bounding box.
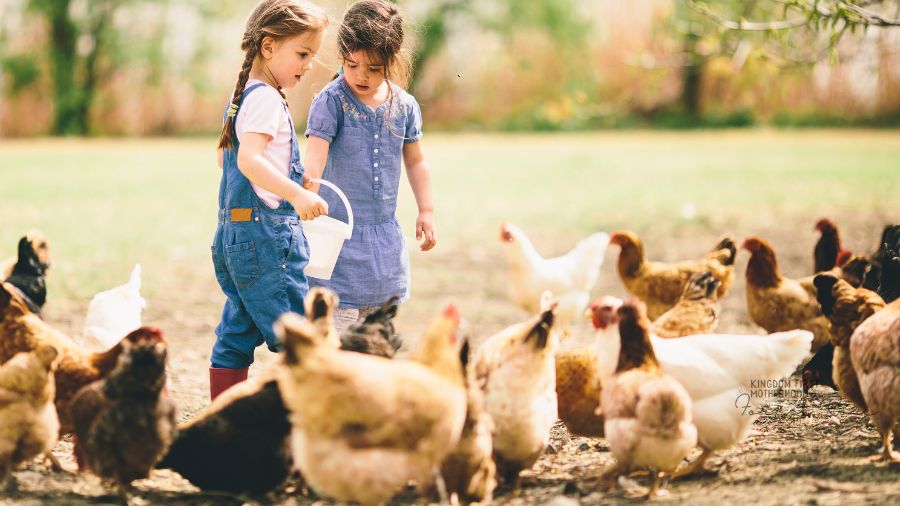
[672,448,714,478]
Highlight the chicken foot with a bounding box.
[672,448,713,478]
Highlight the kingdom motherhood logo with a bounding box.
[734,377,804,416]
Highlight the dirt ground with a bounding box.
[3,225,900,506]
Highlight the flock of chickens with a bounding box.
[0,218,896,504]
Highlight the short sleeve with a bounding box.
[235,86,284,140]
[404,97,423,144]
[305,92,341,143]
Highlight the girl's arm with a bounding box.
[403,141,436,251]
[301,136,331,193]
[217,148,224,169]
[236,132,328,220]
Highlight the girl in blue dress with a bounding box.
[303,0,436,330]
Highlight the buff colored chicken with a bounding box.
[743,236,832,352]
[275,304,466,506]
[0,344,59,490]
[850,298,900,462]
[499,223,609,335]
[304,287,342,349]
[555,348,604,438]
[651,270,721,338]
[599,299,696,498]
[474,305,558,485]
[610,231,736,320]
[436,340,496,504]
[589,296,812,477]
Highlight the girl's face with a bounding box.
[261,30,324,89]
[342,50,387,100]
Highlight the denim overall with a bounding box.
[211,82,310,369]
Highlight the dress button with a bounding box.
[374,176,379,181]
[374,134,379,139]
[281,264,286,269]
[374,148,378,154]
[374,162,378,167]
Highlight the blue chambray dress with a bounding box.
[305,76,422,308]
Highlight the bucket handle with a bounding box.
[309,178,353,239]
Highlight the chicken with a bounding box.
[813,218,849,273]
[801,344,837,393]
[610,231,736,320]
[340,296,403,358]
[499,223,609,335]
[589,295,812,477]
[599,299,696,498]
[435,339,496,504]
[862,224,900,292]
[158,369,292,495]
[2,231,52,315]
[742,236,832,352]
[849,298,900,462]
[555,348,604,438]
[275,304,467,506]
[473,305,558,485]
[0,344,59,490]
[70,336,175,491]
[810,274,885,410]
[0,281,165,433]
[877,239,900,303]
[304,286,342,349]
[651,270,721,338]
[81,264,146,352]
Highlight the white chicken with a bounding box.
[473,304,559,485]
[81,264,146,352]
[589,296,813,477]
[500,223,609,335]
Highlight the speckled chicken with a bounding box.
[651,270,721,338]
[435,340,496,504]
[473,306,558,485]
[610,231,735,320]
[555,348,604,438]
[275,304,466,506]
[742,236,833,352]
[340,296,403,358]
[70,335,175,491]
[810,274,885,410]
[0,282,166,434]
[0,344,59,490]
[849,298,900,462]
[599,300,696,498]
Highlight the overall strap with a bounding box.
[221,82,270,134]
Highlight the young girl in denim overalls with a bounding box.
[210,0,329,400]
[303,0,436,330]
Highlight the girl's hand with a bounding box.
[302,173,320,193]
[291,186,329,221]
[416,211,437,251]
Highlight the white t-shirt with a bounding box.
[235,80,293,209]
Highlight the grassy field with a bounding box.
[0,130,898,504]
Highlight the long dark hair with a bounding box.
[218,0,328,150]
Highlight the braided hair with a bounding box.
[218,0,328,150]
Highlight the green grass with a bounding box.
[0,131,897,331]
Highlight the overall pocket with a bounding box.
[225,241,260,289]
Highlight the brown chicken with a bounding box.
[1,230,50,281]
[0,281,165,433]
[599,300,697,498]
[849,298,900,462]
[0,344,59,490]
[742,237,832,352]
[275,304,466,505]
[436,340,496,504]
[810,274,885,411]
[813,218,849,273]
[610,231,736,320]
[70,336,175,491]
[304,287,342,349]
[555,348,604,438]
[2,232,52,314]
[340,296,403,358]
[651,270,721,338]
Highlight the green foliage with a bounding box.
[1,55,40,94]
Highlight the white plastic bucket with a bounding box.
[302,178,353,280]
